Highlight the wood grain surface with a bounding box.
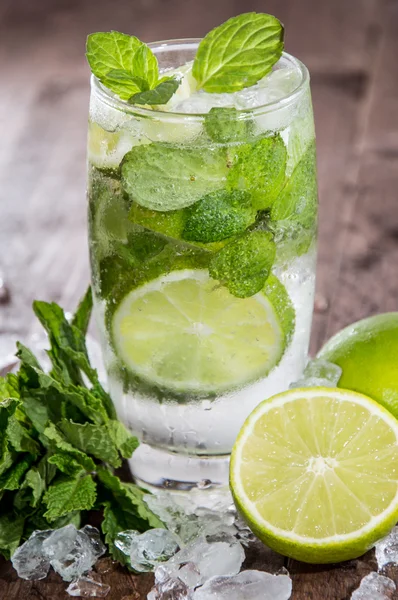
[1,0,398,598]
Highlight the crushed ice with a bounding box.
[351,572,396,599]
[11,490,293,599]
[12,524,106,593]
[143,492,292,600]
[290,358,342,389]
[375,526,398,570]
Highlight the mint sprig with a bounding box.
[193,13,284,93]
[86,31,180,105]
[0,288,162,561]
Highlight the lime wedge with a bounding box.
[112,269,292,395]
[230,388,398,564]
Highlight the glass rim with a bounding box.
[90,38,310,121]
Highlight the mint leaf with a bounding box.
[105,69,148,96]
[193,13,284,93]
[86,32,145,100]
[59,419,121,468]
[209,231,276,297]
[130,77,180,105]
[0,399,18,476]
[204,107,254,143]
[86,31,179,105]
[97,468,163,530]
[106,420,139,459]
[86,32,143,78]
[270,141,317,226]
[182,190,256,243]
[129,203,186,240]
[121,143,228,211]
[228,134,287,210]
[269,142,317,258]
[7,416,40,455]
[33,300,98,386]
[15,466,46,508]
[43,474,97,521]
[0,373,19,400]
[43,424,96,472]
[0,513,24,559]
[16,342,43,371]
[48,453,86,477]
[131,44,158,89]
[36,371,108,425]
[71,287,93,337]
[0,456,34,491]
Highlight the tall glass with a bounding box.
[87,40,317,490]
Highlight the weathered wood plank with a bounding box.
[1,0,398,599]
[286,0,379,73]
[324,0,398,337]
[0,555,154,600]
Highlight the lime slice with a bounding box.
[230,387,398,564]
[318,313,398,419]
[112,269,292,395]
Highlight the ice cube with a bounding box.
[148,575,194,600]
[233,516,256,546]
[42,524,79,560]
[80,525,107,559]
[11,530,52,581]
[193,570,292,600]
[290,358,342,389]
[161,63,197,111]
[375,526,398,569]
[234,68,301,110]
[351,572,396,599]
[42,525,104,582]
[66,575,111,597]
[144,493,194,526]
[174,91,235,115]
[128,529,180,572]
[114,530,141,559]
[144,493,238,546]
[156,538,245,588]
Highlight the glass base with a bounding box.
[129,443,230,492]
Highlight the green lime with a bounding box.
[318,313,398,419]
[111,269,293,395]
[230,387,398,564]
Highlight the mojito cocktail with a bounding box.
[86,15,317,488]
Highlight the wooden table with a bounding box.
[1,0,398,598]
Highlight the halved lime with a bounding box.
[112,269,293,395]
[230,387,398,564]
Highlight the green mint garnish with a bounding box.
[121,143,229,211]
[130,77,180,105]
[204,107,254,143]
[227,134,287,210]
[192,13,284,93]
[209,231,276,298]
[86,31,180,105]
[182,190,256,243]
[0,288,161,561]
